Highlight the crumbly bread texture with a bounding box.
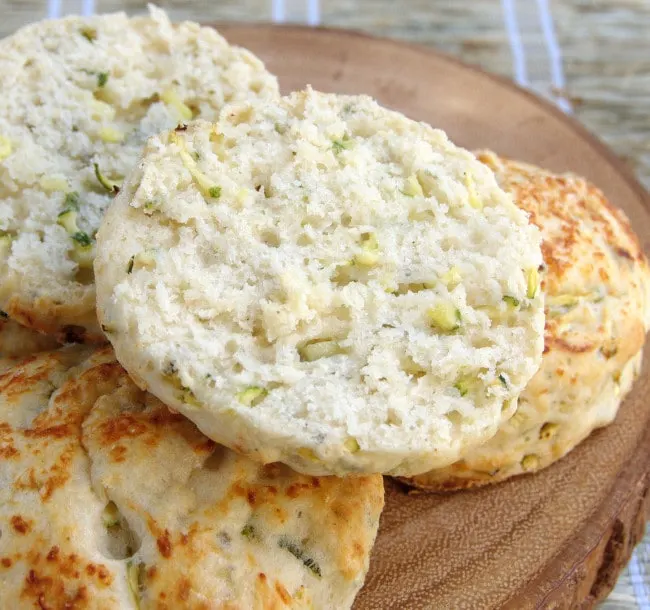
[0,317,59,370]
[0,6,279,343]
[95,89,545,476]
[403,151,650,491]
[0,347,384,609]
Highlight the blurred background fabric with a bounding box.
[0,1,648,607]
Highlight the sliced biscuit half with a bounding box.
[96,90,545,476]
[0,7,279,343]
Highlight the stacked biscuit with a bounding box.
[0,7,647,609]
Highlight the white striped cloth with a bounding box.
[37,1,650,607]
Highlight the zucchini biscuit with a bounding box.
[403,152,650,491]
[0,6,279,343]
[95,89,545,476]
[0,347,384,609]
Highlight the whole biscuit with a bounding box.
[403,152,650,491]
[0,347,384,608]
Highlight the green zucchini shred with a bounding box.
[503,295,520,308]
[241,524,260,541]
[94,163,120,193]
[332,135,352,154]
[80,27,97,43]
[278,536,322,578]
[72,231,92,247]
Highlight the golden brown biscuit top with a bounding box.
[402,154,650,491]
[477,151,650,362]
[0,347,384,609]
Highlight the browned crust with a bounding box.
[397,467,497,493]
[1,348,384,608]
[475,151,649,282]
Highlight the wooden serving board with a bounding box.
[217,25,650,609]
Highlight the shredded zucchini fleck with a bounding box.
[332,134,353,154]
[64,191,81,210]
[99,126,124,143]
[441,266,462,289]
[57,209,80,234]
[236,386,267,406]
[464,171,483,210]
[161,363,202,407]
[298,339,347,362]
[72,231,92,247]
[354,233,380,267]
[71,233,94,268]
[58,205,95,267]
[241,524,260,541]
[414,169,436,197]
[161,87,193,121]
[39,175,69,193]
[93,163,121,193]
[427,302,461,332]
[0,233,13,258]
[126,561,145,610]
[526,267,539,299]
[547,294,581,308]
[97,71,109,88]
[395,282,430,295]
[402,174,424,197]
[454,375,474,397]
[503,295,520,308]
[278,537,322,578]
[90,98,115,121]
[80,27,97,43]
[0,135,12,161]
[298,447,320,463]
[171,133,222,199]
[130,250,157,272]
[344,437,360,453]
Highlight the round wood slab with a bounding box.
[217,25,650,609]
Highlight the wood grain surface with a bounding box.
[215,25,650,609]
